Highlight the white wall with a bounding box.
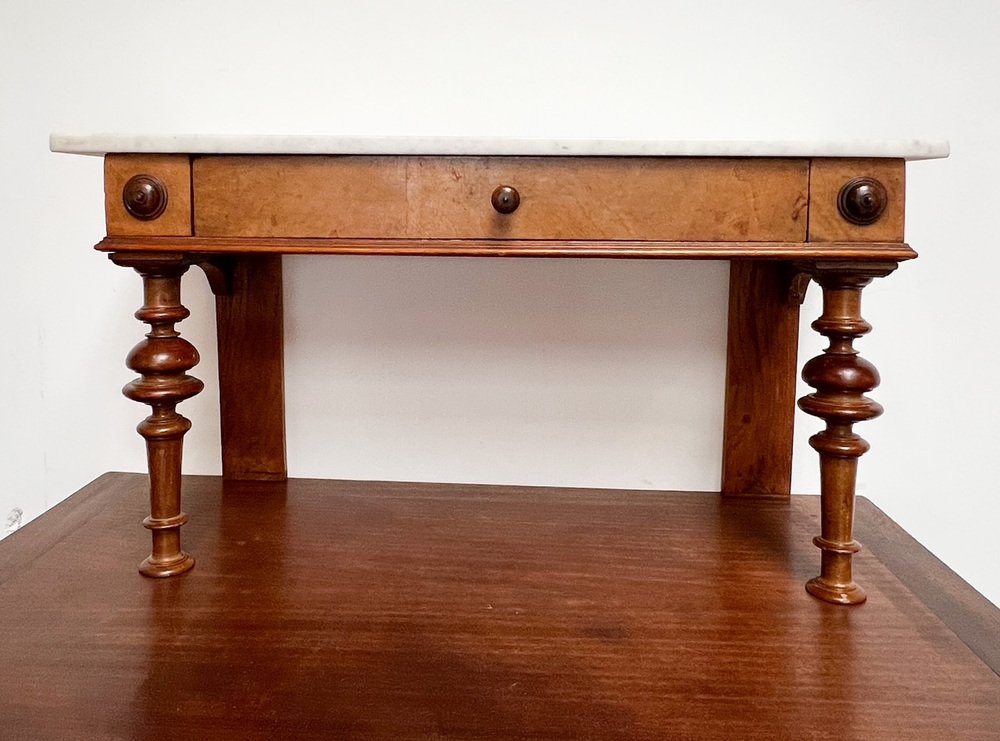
[2,1,997,606]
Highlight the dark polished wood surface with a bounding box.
[2,473,997,740]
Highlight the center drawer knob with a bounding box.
[491,185,520,214]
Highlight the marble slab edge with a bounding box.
[49,134,950,160]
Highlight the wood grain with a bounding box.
[721,262,800,497]
[192,155,809,241]
[95,235,920,261]
[104,154,193,236]
[1,473,997,740]
[215,255,287,481]
[808,158,905,242]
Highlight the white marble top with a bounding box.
[49,134,949,160]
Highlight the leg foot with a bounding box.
[806,577,867,606]
[805,540,866,604]
[140,551,196,578]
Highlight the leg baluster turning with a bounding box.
[798,266,893,605]
[112,253,203,577]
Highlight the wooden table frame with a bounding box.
[89,151,922,605]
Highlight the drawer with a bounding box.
[192,156,809,241]
[105,154,193,236]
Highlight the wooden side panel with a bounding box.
[216,255,287,481]
[808,158,905,242]
[105,155,192,236]
[721,261,800,497]
[193,156,809,242]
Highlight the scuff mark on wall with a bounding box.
[5,508,23,535]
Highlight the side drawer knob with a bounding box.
[123,174,168,221]
[837,177,887,226]
[491,185,520,214]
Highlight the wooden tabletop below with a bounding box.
[1,473,997,740]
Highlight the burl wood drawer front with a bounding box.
[192,156,809,241]
[105,154,192,236]
[807,158,905,242]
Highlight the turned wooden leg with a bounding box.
[798,264,895,605]
[112,253,203,577]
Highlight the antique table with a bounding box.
[51,135,948,605]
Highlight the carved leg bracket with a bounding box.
[798,262,896,605]
[111,252,203,577]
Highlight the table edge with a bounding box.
[94,237,920,261]
[855,496,1000,676]
[49,134,951,161]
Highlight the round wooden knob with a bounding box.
[837,177,887,226]
[123,174,168,221]
[491,185,520,214]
